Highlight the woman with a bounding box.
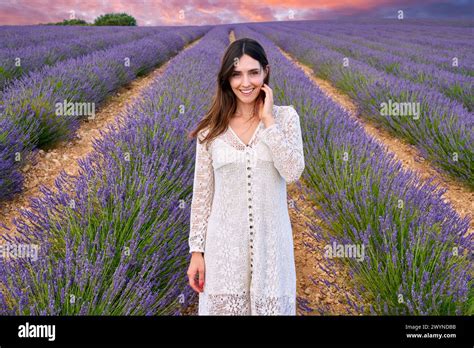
[187,37,305,315]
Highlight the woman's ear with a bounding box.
[264,65,269,78]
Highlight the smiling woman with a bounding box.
[188,37,272,145]
[187,37,305,315]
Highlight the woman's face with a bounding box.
[229,54,267,105]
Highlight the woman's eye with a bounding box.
[252,71,258,75]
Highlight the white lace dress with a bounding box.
[188,104,305,315]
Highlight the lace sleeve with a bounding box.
[259,105,305,183]
[188,130,215,254]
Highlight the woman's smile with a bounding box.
[239,87,255,96]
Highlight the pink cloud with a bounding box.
[0,0,458,26]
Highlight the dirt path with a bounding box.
[229,30,236,42]
[0,37,202,239]
[277,47,473,235]
[289,180,365,315]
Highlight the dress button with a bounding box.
[248,198,251,201]
[248,183,251,186]
[249,205,252,208]
[248,175,251,178]
[247,167,250,170]
[250,226,253,229]
[248,190,251,193]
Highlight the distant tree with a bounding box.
[42,19,89,25]
[94,13,137,26]
[55,19,89,26]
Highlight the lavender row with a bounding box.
[282,22,473,77]
[283,21,473,52]
[281,21,473,68]
[0,25,231,315]
[234,24,471,315]
[273,24,473,110]
[251,23,474,188]
[0,26,210,201]
[328,30,474,78]
[0,27,169,90]
[0,116,26,201]
[0,25,168,50]
[337,20,474,39]
[333,29,473,76]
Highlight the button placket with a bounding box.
[245,145,255,276]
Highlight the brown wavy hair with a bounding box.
[187,37,270,149]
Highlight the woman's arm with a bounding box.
[188,131,214,254]
[259,105,305,183]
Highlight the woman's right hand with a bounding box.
[187,252,205,293]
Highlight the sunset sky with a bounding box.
[0,0,472,26]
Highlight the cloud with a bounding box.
[0,0,471,26]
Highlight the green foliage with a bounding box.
[53,19,90,26]
[94,13,137,26]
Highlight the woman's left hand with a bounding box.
[258,84,275,127]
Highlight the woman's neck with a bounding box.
[235,102,256,120]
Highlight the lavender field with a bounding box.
[0,20,472,316]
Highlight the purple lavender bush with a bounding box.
[234,24,472,315]
[0,26,210,203]
[0,116,30,200]
[0,25,230,315]
[251,23,473,189]
[0,27,169,90]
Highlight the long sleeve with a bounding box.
[259,105,305,183]
[188,130,215,254]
